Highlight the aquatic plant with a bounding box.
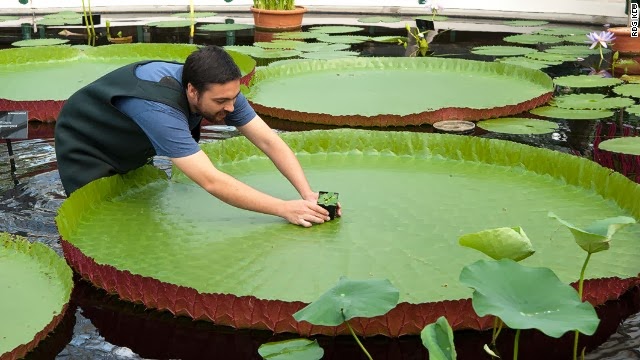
[400,23,439,56]
[585,30,617,77]
[424,0,443,21]
[253,0,295,10]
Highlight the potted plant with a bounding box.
[317,191,339,220]
[250,0,306,31]
[606,0,640,55]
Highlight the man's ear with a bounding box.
[186,83,199,100]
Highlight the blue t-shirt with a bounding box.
[113,62,256,158]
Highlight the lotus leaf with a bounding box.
[357,16,402,23]
[613,84,640,98]
[503,20,549,27]
[553,75,623,88]
[171,12,217,18]
[415,15,449,21]
[299,51,359,60]
[598,137,640,156]
[550,94,635,110]
[627,104,640,116]
[273,31,321,40]
[11,38,70,47]
[529,106,614,120]
[308,25,364,34]
[420,316,457,360]
[503,34,564,45]
[459,226,535,261]
[258,339,324,360]
[147,20,195,27]
[0,16,19,22]
[370,35,406,43]
[544,45,605,57]
[548,212,636,253]
[292,277,400,326]
[460,259,600,338]
[495,57,549,70]
[470,45,539,57]
[525,52,577,63]
[534,27,593,36]
[316,34,371,44]
[477,118,558,135]
[197,23,254,31]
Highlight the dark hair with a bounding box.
[182,45,242,93]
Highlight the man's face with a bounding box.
[187,80,240,121]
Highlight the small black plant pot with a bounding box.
[415,19,435,31]
[318,191,339,220]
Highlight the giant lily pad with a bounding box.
[56,129,640,337]
[11,38,69,47]
[613,84,640,98]
[0,233,73,360]
[544,45,607,57]
[299,51,359,60]
[525,52,577,63]
[553,75,623,88]
[470,45,538,57]
[548,212,636,253]
[459,226,535,261]
[258,339,324,360]
[495,57,550,70]
[460,259,600,338]
[598,137,640,156]
[43,11,82,19]
[273,31,320,40]
[316,34,371,44]
[245,57,554,126]
[503,34,564,45]
[627,104,640,116]
[0,16,20,22]
[477,117,559,134]
[529,106,614,120]
[197,23,254,31]
[534,27,594,36]
[308,25,364,34]
[550,94,635,110]
[147,20,195,28]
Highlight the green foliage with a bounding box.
[459,226,535,261]
[258,339,324,360]
[253,0,295,10]
[421,316,457,360]
[549,212,637,253]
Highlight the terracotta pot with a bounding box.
[607,27,640,55]
[250,5,306,31]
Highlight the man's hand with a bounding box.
[281,199,331,227]
[302,191,343,218]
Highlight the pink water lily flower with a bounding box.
[425,0,443,13]
[586,31,616,49]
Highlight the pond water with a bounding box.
[1,14,640,360]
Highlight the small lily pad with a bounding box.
[460,259,600,338]
[503,34,564,45]
[544,45,604,57]
[459,226,535,261]
[11,38,70,47]
[222,45,260,56]
[292,277,400,326]
[273,31,320,40]
[308,25,364,34]
[548,212,636,253]
[525,52,576,63]
[495,57,550,70]
[529,106,614,120]
[554,75,623,88]
[626,104,640,116]
[534,27,593,36]
[197,23,254,31]
[299,51,359,60]
[147,20,195,28]
[357,16,402,23]
[316,34,371,44]
[550,94,636,110]
[250,48,302,59]
[43,11,82,19]
[613,84,640,98]
[370,35,406,43]
[477,118,559,135]
[258,339,324,360]
[171,12,217,18]
[0,16,20,22]
[503,20,549,27]
[470,45,538,56]
[421,316,457,360]
[597,137,640,156]
[254,41,302,50]
[37,17,83,26]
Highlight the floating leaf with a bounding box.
[273,31,320,40]
[460,259,600,338]
[357,16,402,23]
[554,75,623,88]
[459,226,535,261]
[250,48,302,59]
[529,106,614,120]
[197,23,254,31]
[36,17,82,25]
[477,118,558,135]
[598,137,640,156]
[258,339,324,360]
[11,38,70,47]
[613,84,640,98]
[548,212,636,253]
[254,41,302,49]
[420,316,457,360]
[308,25,364,34]
[316,34,371,44]
[626,104,640,116]
[550,94,635,110]
[415,15,449,21]
[503,34,564,45]
[495,57,550,70]
[534,27,594,36]
[503,20,549,27]
[544,45,604,57]
[323,43,352,51]
[43,11,82,19]
[370,35,406,43]
[147,20,196,27]
[0,16,19,22]
[299,51,359,60]
[171,12,217,18]
[470,45,538,57]
[292,277,400,326]
[560,34,592,44]
[525,52,577,63]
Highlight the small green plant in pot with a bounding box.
[318,191,339,220]
[249,0,306,31]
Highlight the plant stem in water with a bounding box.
[573,252,592,360]
[513,329,521,360]
[491,317,504,345]
[346,320,373,360]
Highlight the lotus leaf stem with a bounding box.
[491,317,504,345]
[346,320,372,360]
[513,329,521,360]
[573,251,592,360]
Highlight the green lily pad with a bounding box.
[0,16,20,22]
[626,104,640,116]
[273,31,321,40]
[250,48,302,59]
[503,34,564,45]
[11,38,70,47]
[460,259,600,338]
[357,16,402,23]
[535,27,594,36]
[525,52,576,63]
[147,20,196,28]
[560,34,592,44]
[415,15,449,21]
[554,75,623,88]
[254,41,302,49]
[613,84,640,98]
[459,226,535,261]
[370,35,406,43]
[544,45,605,57]
[299,51,359,60]
[495,57,550,70]
[548,212,636,253]
[470,45,539,57]
[477,118,559,135]
[292,277,400,326]
[197,23,254,31]
[36,17,83,26]
[322,43,352,51]
[316,34,371,44]
[223,45,260,55]
[43,11,82,19]
[258,339,324,360]
[598,137,640,156]
[503,20,549,27]
[420,316,457,360]
[529,106,614,120]
[308,25,364,34]
[550,94,636,110]
[171,12,217,18]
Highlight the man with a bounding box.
[54,45,340,227]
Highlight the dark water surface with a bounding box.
[1,16,640,360]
